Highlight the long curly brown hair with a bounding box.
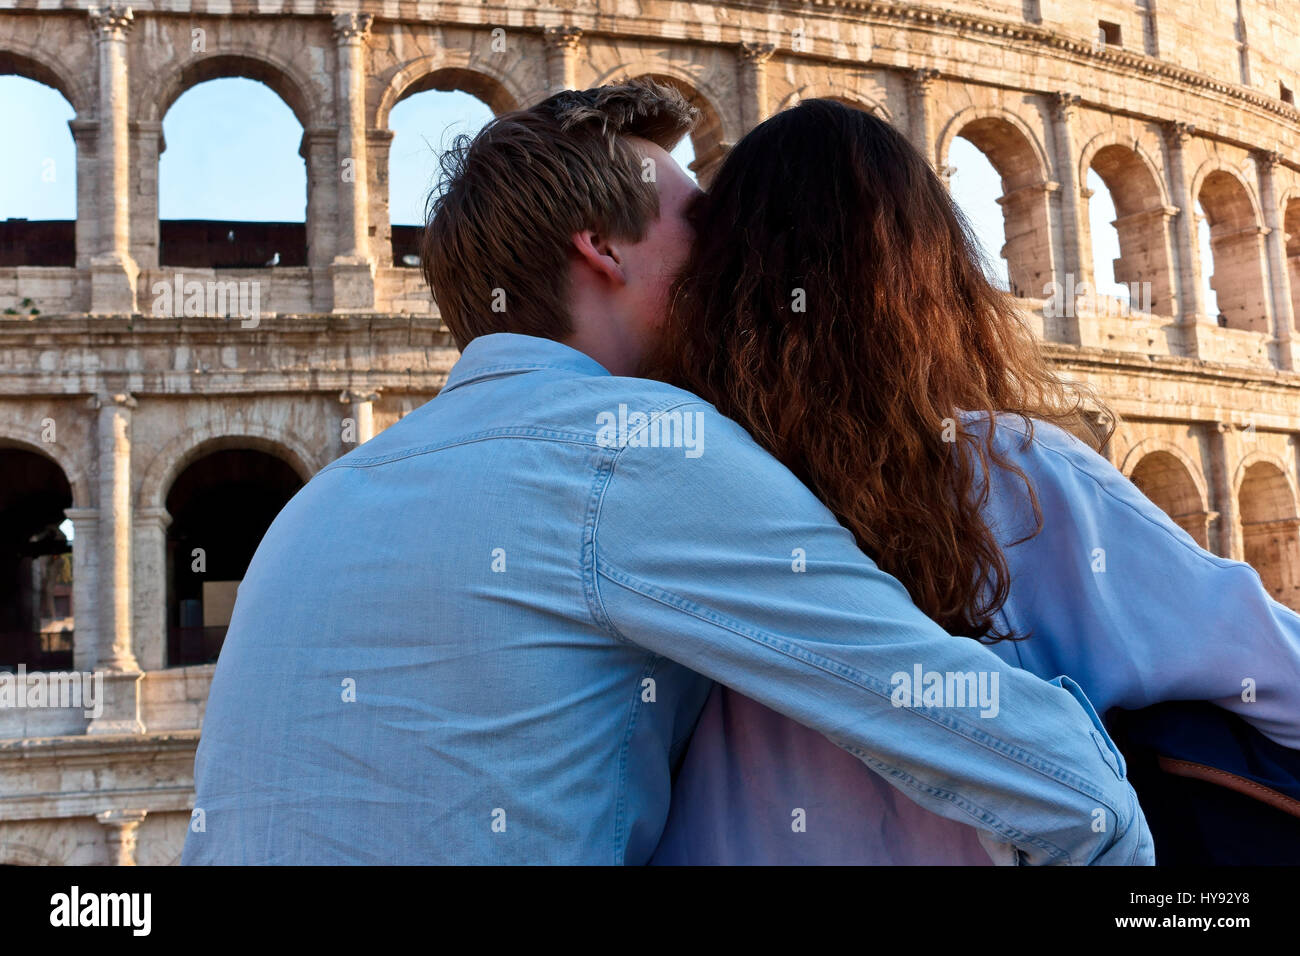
[641,99,1113,642]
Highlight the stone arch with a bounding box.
[376,58,525,130]
[0,47,85,267]
[139,51,322,128]
[138,424,319,514]
[591,61,735,180]
[1191,163,1270,332]
[0,45,91,117]
[1234,453,1300,608]
[0,429,89,510]
[1121,442,1211,547]
[776,84,893,122]
[937,106,1056,299]
[1079,135,1176,316]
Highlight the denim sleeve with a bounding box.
[986,420,1300,751]
[588,404,1153,865]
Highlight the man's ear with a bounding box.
[571,229,626,286]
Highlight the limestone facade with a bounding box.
[0,0,1297,864]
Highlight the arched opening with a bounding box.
[159,77,306,270]
[0,448,73,670]
[1087,145,1171,316]
[164,448,303,667]
[1285,197,1300,332]
[947,137,1009,290]
[0,72,76,270]
[387,84,496,267]
[946,117,1053,298]
[1237,461,1300,608]
[1198,170,1268,332]
[1129,451,1209,548]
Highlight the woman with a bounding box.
[643,99,1300,864]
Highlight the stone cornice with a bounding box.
[0,729,198,760]
[4,2,1296,163]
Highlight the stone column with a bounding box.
[906,68,940,166]
[64,507,100,674]
[69,118,99,275]
[88,396,143,741]
[367,127,396,269]
[340,389,380,451]
[1162,121,1208,348]
[1207,422,1240,560]
[543,26,583,94]
[737,42,775,133]
[130,119,164,272]
[301,127,338,311]
[1255,150,1297,369]
[132,506,171,672]
[330,13,376,312]
[1049,93,1091,291]
[88,5,139,315]
[95,809,148,866]
[96,393,138,673]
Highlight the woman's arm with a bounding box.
[979,415,1300,749]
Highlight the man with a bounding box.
[184,81,1152,865]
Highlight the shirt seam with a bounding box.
[317,427,604,474]
[994,418,1243,571]
[440,359,612,394]
[583,397,716,639]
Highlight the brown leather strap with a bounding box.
[1158,756,1300,819]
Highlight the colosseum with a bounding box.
[0,0,1297,864]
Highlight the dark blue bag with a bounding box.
[1105,701,1300,865]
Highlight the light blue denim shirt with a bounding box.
[652,412,1300,865]
[184,333,1152,865]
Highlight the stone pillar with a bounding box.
[133,506,171,672]
[906,68,939,166]
[64,507,100,674]
[1143,0,1163,57]
[340,389,380,451]
[543,26,583,94]
[368,127,396,269]
[130,120,164,272]
[1255,150,1297,370]
[88,5,139,315]
[96,393,138,673]
[1049,92,1091,291]
[331,13,376,313]
[1110,204,1180,318]
[1207,422,1240,560]
[1162,121,1208,347]
[95,809,148,866]
[301,127,338,311]
[69,118,99,274]
[89,394,144,736]
[737,42,775,132]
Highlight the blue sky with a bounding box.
[0,73,1197,308]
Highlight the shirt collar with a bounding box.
[440,333,613,394]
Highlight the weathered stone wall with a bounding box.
[0,0,1297,864]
